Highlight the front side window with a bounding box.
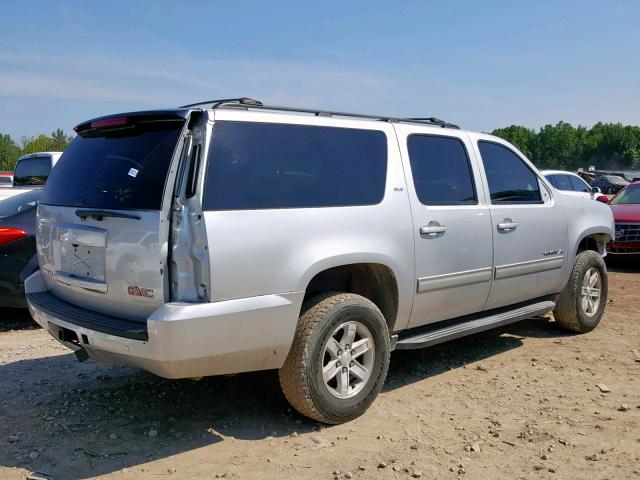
[551,174,572,191]
[203,121,388,210]
[478,141,542,204]
[407,135,476,205]
[545,175,557,188]
[569,175,590,193]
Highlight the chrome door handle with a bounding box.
[497,221,519,231]
[420,224,447,235]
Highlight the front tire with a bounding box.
[553,250,608,333]
[279,293,390,424]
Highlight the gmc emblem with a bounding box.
[127,286,154,298]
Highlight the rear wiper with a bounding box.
[75,209,141,221]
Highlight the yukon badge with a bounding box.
[127,286,154,299]
[543,249,564,256]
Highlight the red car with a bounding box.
[599,181,640,254]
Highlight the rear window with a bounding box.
[0,190,40,218]
[13,156,51,186]
[41,121,183,210]
[203,121,387,210]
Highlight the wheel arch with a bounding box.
[574,228,612,257]
[300,259,401,333]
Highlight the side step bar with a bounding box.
[395,300,555,350]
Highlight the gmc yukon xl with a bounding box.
[26,98,614,424]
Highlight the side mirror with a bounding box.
[591,187,601,194]
[596,196,610,204]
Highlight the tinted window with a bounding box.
[610,185,640,205]
[407,135,476,205]
[478,141,542,204]
[605,175,628,184]
[569,175,590,192]
[0,190,40,218]
[41,121,183,210]
[204,121,387,210]
[13,157,51,186]
[553,174,573,191]
[0,177,11,186]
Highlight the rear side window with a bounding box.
[478,141,542,204]
[13,157,51,186]
[203,121,387,210]
[41,121,184,210]
[569,175,590,192]
[407,135,476,205]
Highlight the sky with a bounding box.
[1,0,639,140]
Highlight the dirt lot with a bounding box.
[1,260,639,480]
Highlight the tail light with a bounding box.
[90,116,129,129]
[0,227,28,246]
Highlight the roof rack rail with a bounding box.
[179,97,263,109]
[404,117,459,129]
[180,98,459,129]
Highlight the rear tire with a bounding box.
[553,250,608,333]
[279,292,390,424]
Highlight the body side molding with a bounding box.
[417,266,492,293]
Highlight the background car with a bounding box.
[591,174,629,194]
[0,190,40,308]
[601,181,640,254]
[0,172,12,187]
[542,170,606,200]
[0,152,62,201]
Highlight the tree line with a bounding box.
[1,122,640,173]
[492,122,640,171]
[0,129,73,171]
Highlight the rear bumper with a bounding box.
[26,271,304,379]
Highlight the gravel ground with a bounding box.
[0,259,638,480]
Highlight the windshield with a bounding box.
[13,156,51,185]
[0,190,40,218]
[610,185,640,205]
[40,120,184,210]
[604,175,627,183]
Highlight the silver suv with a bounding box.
[26,98,614,424]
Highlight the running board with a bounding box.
[395,300,555,350]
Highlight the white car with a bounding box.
[0,152,62,200]
[542,170,606,201]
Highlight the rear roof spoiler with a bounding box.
[74,110,190,134]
